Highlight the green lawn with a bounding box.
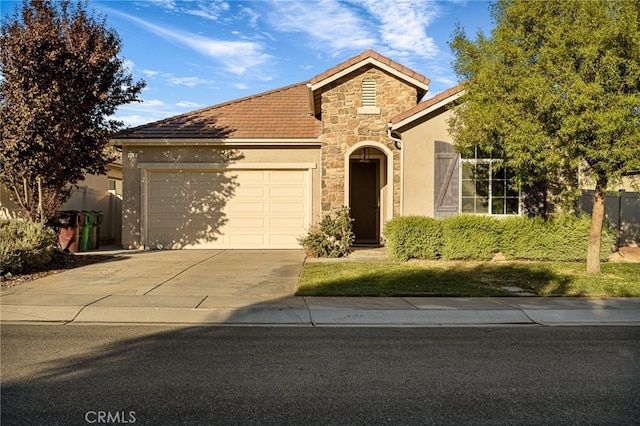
[296,260,640,297]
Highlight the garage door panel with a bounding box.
[149,204,184,215]
[269,186,305,198]
[185,188,225,199]
[270,170,305,181]
[149,186,185,198]
[269,235,300,246]
[269,217,305,228]
[228,217,265,228]
[147,169,308,249]
[229,234,266,245]
[190,171,224,182]
[150,172,184,182]
[270,202,305,213]
[229,202,266,214]
[238,170,267,181]
[235,186,266,197]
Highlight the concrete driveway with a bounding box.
[0,250,308,323]
[4,250,306,298]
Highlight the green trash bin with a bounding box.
[81,211,96,252]
[90,211,102,250]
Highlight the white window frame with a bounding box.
[459,153,521,216]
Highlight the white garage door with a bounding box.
[146,169,309,249]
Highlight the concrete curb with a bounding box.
[2,297,639,327]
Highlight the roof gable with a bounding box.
[309,49,430,98]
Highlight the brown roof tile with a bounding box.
[113,82,321,140]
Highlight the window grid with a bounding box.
[460,150,519,215]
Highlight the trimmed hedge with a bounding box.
[441,215,503,260]
[0,220,57,274]
[383,214,615,262]
[499,214,614,261]
[383,216,442,261]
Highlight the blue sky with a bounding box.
[1,0,495,128]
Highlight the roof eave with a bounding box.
[110,138,322,147]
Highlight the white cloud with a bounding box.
[238,5,260,27]
[434,76,458,87]
[138,0,232,21]
[350,0,440,59]
[122,59,136,72]
[108,9,271,76]
[183,1,230,21]
[113,114,154,128]
[138,70,216,88]
[138,0,177,10]
[114,100,183,128]
[141,69,160,77]
[267,0,440,60]
[176,101,203,108]
[141,99,165,107]
[268,0,376,55]
[168,76,215,87]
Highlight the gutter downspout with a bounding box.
[387,126,404,216]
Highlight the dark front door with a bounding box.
[349,159,380,244]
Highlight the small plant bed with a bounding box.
[1,251,114,289]
[296,261,640,297]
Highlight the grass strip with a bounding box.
[296,261,640,297]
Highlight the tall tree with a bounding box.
[0,0,144,223]
[449,0,640,274]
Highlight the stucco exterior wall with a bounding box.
[579,174,640,193]
[318,66,418,217]
[121,144,321,249]
[400,107,455,217]
[0,184,26,220]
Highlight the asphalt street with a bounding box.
[2,325,639,425]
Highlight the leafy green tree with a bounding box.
[0,0,144,223]
[448,0,640,274]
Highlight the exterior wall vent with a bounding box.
[358,79,381,114]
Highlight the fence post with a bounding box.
[617,189,625,250]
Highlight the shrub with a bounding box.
[381,213,615,262]
[0,220,57,274]
[298,207,355,258]
[383,216,442,261]
[500,214,614,261]
[441,215,503,260]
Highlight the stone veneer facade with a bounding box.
[318,66,419,216]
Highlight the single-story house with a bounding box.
[112,49,639,250]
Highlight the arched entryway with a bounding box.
[345,143,393,245]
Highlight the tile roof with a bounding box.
[390,83,465,126]
[113,82,321,140]
[310,49,431,89]
[112,50,435,141]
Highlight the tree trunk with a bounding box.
[586,181,606,274]
[37,176,44,223]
